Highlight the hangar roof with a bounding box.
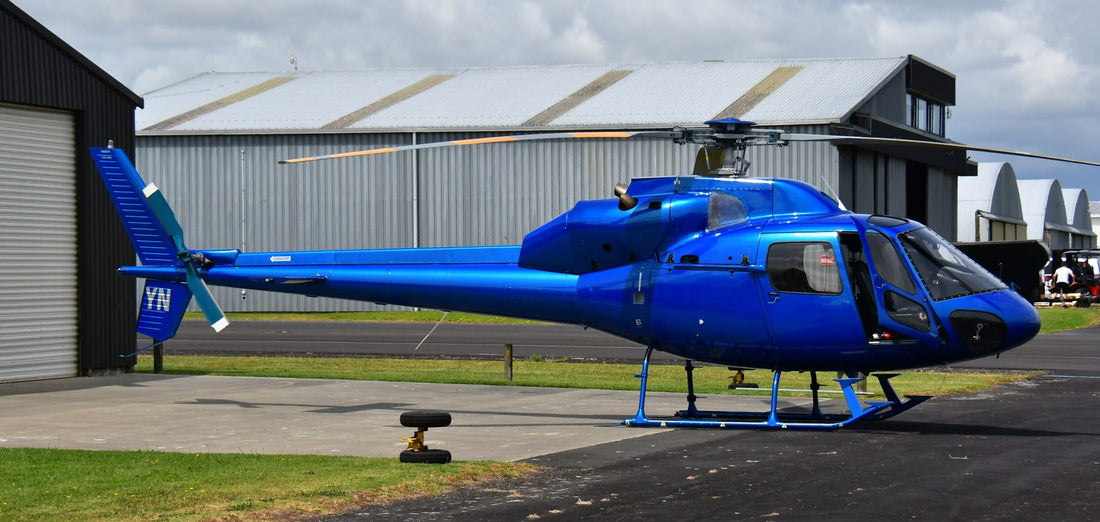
[957,162,1026,240]
[1018,179,1071,240]
[136,57,909,134]
[1062,188,1094,235]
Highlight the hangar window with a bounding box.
[906,93,946,136]
[767,242,842,295]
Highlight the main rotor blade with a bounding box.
[279,130,681,164]
[782,134,1100,167]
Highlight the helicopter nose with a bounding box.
[947,290,1040,356]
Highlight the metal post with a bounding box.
[504,343,513,381]
[153,343,163,374]
[239,148,248,302]
[411,132,419,248]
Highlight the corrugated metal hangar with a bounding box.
[1,0,142,382]
[957,162,1095,249]
[136,55,971,312]
[957,162,1027,242]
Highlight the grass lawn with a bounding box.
[0,448,532,521]
[134,355,1035,399]
[1036,306,1100,333]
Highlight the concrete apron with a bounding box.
[0,374,816,461]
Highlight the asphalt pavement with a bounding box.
[164,318,1100,373]
[167,319,1100,519]
[163,319,669,362]
[341,375,1100,520]
[3,320,1096,519]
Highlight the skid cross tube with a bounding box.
[624,349,930,429]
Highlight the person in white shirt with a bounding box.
[1053,263,1076,307]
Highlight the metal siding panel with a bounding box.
[740,125,839,192]
[925,167,958,240]
[0,105,78,382]
[852,150,875,214]
[137,134,415,312]
[416,133,695,249]
[887,156,907,216]
[137,132,699,312]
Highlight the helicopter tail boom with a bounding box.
[117,248,588,324]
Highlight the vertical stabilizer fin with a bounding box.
[90,147,229,333]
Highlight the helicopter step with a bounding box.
[623,348,930,430]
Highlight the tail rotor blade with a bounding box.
[185,264,229,332]
[143,183,189,255]
[144,180,229,332]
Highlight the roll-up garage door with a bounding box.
[0,104,78,382]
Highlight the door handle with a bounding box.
[768,291,780,304]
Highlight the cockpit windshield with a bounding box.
[899,227,1007,301]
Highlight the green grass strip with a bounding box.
[0,448,532,521]
[137,355,1037,399]
[1036,306,1100,333]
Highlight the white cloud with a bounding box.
[14,0,1100,195]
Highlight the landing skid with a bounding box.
[623,347,930,430]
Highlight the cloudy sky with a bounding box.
[18,0,1100,196]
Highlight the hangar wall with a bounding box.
[134,58,968,312]
[136,133,702,311]
[137,125,953,313]
[1,0,142,380]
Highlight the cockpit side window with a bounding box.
[866,231,917,294]
[707,192,748,230]
[767,242,842,295]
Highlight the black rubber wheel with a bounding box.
[400,410,452,428]
[399,449,452,464]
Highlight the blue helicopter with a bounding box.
[91,119,1098,429]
